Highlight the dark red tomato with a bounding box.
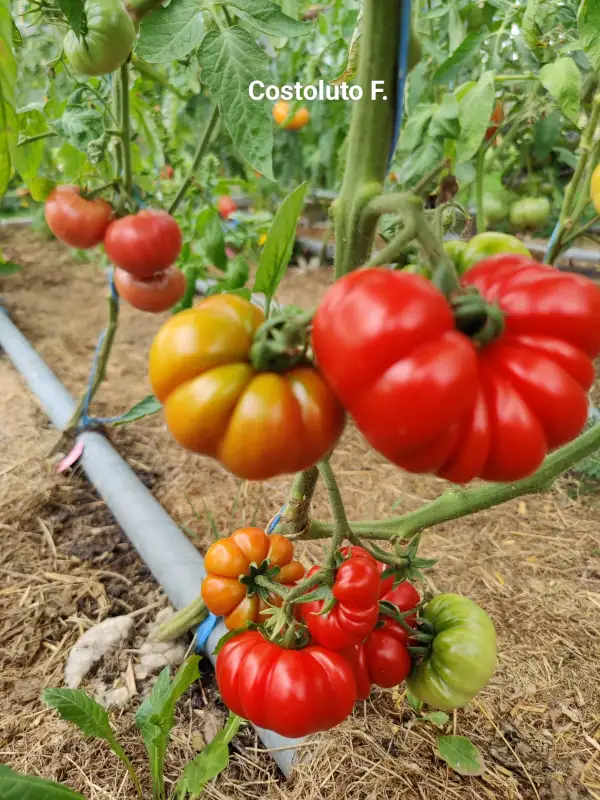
[216,630,357,736]
[346,624,413,700]
[217,196,238,219]
[104,210,182,278]
[300,547,381,650]
[45,185,112,249]
[313,264,600,484]
[113,265,186,313]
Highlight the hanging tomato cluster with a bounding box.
[208,533,497,737]
[45,186,186,313]
[312,257,600,484]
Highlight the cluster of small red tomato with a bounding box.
[200,526,420,738]
[45,185,186,313]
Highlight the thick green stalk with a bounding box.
[475,148,486,234]
[304,422,600,541]
[119,63,133,197]
[546,94,600,264]
[270,466,319,536]
[333,0,401,276]
[168,105,220,215]
[112,75,124,179]
[317,461,352,571]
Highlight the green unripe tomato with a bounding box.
[443,240,468,273]
[509,197,551,231]
[64,0,136,76]
[461,232,532,271]
[483,194,507,225]
[406,594,497,711]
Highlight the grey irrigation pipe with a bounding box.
[0,311,305,776]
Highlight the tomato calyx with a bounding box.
[240,561,287,601]
[378,600,435,646]
[250,308,314,372]
[451,288,505,346]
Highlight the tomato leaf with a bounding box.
[522,0,543,50]
[113,394,162,426]
[53,106,104,152]
[578,0,600,71]
[0,0,17,199]
[456,70,495,163]
[331,4,361,84]
[0,765,85,800]
[197,208,228,271]
[137,0,205,63]
[175,713,242,798]
[292,584,332,605]
[433,33,484,83]
[539,57,581,125]
[533,111,562,160]
[437,735,486,776]
[0,258,21,275]
[252,182,307,300]
[211,0,312,38]
[56,0,86,38]
[429,94,460,141]
[197,27,274,180]
[405,691,423,713]
[15,110,55,201]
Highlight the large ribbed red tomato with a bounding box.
[312,261,600,483]
[104,210,182,278]
[45,186,112,249]
[216,631,356,736]
[300,547,381,650]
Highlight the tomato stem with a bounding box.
[118,63,133,199]
[317,460,353,573]
[153,596,208,642]
[268,466,320,537]
[304,422,600,542]
[168,104,220,216]
[475,148,486,235]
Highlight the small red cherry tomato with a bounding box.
[217,196,238,219]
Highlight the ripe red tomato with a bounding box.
[201,527,305,629]
[216,630,357,736]
[113,265,186,313]
[217,196,238,219]
[45,186,112,249]
[104,210,182,278]
[312,263,600,483]
[160,164,174,180]
[300,547,381,650]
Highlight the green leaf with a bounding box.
[539,57,581,125]
[42,688,116,741]
[214,0,312,37]
[421,711,450,726]
[53,106,104,152]
[252,182,307,299]
[135,668,173,733]
[137,0,205,63]
[197,208,227,271]
[0,260,21,275]
[331,5,361,84]
[11,20,22,48]
[398,140,444,185]
[175,713,242,798]
[578,0,600,71]
[456,70,495,163]
[0,0,17,198]
[56,0,86,37]
[113,394,162,426]
[448,3,464,54]
[522,0,542,49]
[224,256,249,290]
[433,33,484,83]
[429,94,460,141]
[406,691,423,713]
[532,111,562,160]
[553,146,578,169]
[437,735,486,776]
[15,110,55,200]
[396,105,436,154]
[197,27,274,179]
[0,765,85,800]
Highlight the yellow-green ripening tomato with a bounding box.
[64,0,136,76]
[443,239,468,272]
[407,594,497,711]
[461,231,532,271]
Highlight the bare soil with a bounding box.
[1,226,600,800]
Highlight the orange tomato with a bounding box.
[272,100,310,131]
[485,101,504,141]
[201,527,305,629]
[114,265,186,313]
[148,294,345,480]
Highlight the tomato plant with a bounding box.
[201,527,305,629]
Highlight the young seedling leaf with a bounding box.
[198,27,274,179]
[253,182,307,300]
[437,735,486,776]
[113,395,162,426]
[0,765,86,799]
[175,713,242,798]
[0,260,21,275]
[135,667,172,732]
[214,0,312,37]
[136,0,205,63]
[405,691,423,713]
[421,711,450,726]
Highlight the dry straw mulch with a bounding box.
[1,226,599,800]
